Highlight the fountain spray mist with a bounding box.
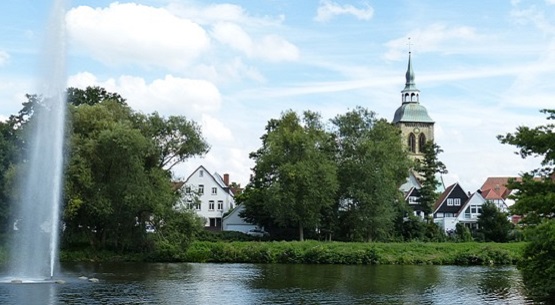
[9,0,68,279]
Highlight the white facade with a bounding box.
[181,165,235,229]
[222,204,257,233]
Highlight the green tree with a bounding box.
[414,141,447,220]
[476,202,512,242]
[498,109,555,302]
[243,110,338,241]
[133,112,210,170]
[331,107,410,241]
[498,109,555,224]
[67,86,127,106]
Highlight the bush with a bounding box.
[519,220,555,303]
[455,223,473,242]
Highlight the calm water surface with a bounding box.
[0,263,534,304]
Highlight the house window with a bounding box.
[419,133,426,153]
[185,186,191,194]
[198,185,204,195]
[408,196,418,204]
[408,133,416,153]
[217,200,223,211]
[189,201,200,210]
[209,200,215,211]
[199,170,204,177]
[445,213,454,217]
[212,187,217,195]
[436,213,444,218]
[447,198,461,206]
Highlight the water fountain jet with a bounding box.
[6,0,68,283]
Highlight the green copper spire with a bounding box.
[393,51,433,124]
[403,52,418,92]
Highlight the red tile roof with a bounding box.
[480,177,519,200]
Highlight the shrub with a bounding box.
[519,220,555,302]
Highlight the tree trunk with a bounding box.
[299,223,304,241]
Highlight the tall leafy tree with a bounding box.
[497,109,555,302]
[133,112,210,170]
[331,107,410,241]
[243,110,338,241]
[414,141,447,220]
[498,109,555,223]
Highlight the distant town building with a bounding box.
[392,51,435,161]
[179,165,236,230]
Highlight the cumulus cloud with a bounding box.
[384,24,484,60]
[201,114,234,142]
[66,3,210,69]
[0,50,9,66]
[67,72,222,117]
[211,22,299,62]
[315,0,374,22]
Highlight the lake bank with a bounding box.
[56,241,526,265]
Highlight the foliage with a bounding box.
[498,109,555,224]
[242,110,339,241]
[182,241,524,265]
[498,109,555,301]
[476,202,513,242]
[519,220,555,302]
[399,215,427,241]
[331,107,410,241]
[414,141,447,219]
[454,223,473,242]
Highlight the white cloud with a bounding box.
[211,22,299,62]
[315,0,374,22]
[201,114,234,142]
[66,3,210,69]
[0,50,9,66]
[384,24,484,61]
[67,72,222,118]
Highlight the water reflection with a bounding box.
[0,263,534,304]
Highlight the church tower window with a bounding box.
[408,133,416,153]
[418,133,426,153]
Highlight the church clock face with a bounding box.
[413,127,420,133]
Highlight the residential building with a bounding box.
[222,204,258,233]
[432,182,469,232]
[180,165,236,230]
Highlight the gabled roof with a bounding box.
[183,165,234,197]
[480,177,519,200]
[456,191,486,217]
[433,183,456,212]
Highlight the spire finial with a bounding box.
[407,37,412,53]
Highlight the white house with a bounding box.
[180,165,236,230]
[456,191,487,231]
[222,204,257,233]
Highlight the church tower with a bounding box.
[392,52,434,160]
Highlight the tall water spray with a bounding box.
[9,0,68,280]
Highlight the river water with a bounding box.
[0,263,533,304]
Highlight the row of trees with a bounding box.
[0,87,209,254]
[237,107,439,242]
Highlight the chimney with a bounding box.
[223,173,229,186]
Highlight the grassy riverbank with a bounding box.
[52,241,527,265]
[182,241,526,265]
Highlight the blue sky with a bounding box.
[0,0,553,191]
